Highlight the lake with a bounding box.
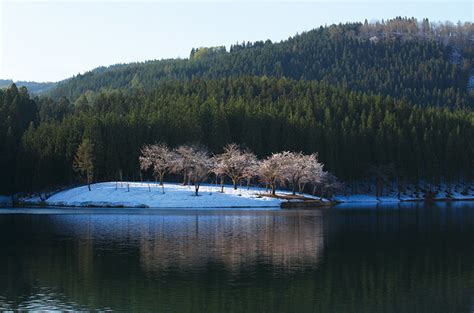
[1,202,474,312]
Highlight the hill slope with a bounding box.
[6,76,472,194]
[48,18,474,108]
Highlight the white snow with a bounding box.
[334,182,474,203]
[21,182,290,209]
[18,181,474,209]
[334,195,408,203]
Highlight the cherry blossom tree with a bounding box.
[258,152,291,195]
[267,152,324,195]
[281,152,306,195]
[138,142,335,199]
[299,153,324,194]
[214,143,258,190]
[139,143,175,193]
[170,144,196,185]
[242,155,260,190]
[211,155,227,193]
[187,147,213,196]
[315,171,342,199]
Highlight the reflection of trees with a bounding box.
[138,213,325,273]
[0,215,93,311]
[319,205,474,313]
[1,206,474,312]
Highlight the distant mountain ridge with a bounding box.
[0,79,57,94]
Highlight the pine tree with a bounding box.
[73,138,95,191]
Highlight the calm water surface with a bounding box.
[1,203,474,312]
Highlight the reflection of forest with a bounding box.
[138,214,325,273]
[1,206,474,312]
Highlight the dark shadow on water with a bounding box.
[1,202,474,312]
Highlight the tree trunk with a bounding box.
[160,173,165,193]
[292,181,296,195]
[195,184,200,196]
[182,170,187,185]
[377,177,384,200]
[87,174,91,191]
[271,184,276,195]
[233,179,238,190]
[220,177,224,193]
[299,182,306,194]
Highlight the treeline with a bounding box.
[1,77,473,194]
[49,18,474,108]
[135,143,332,197]
[0,85,37,194]
[358,17,474,46]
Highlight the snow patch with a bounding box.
[21,182,294,209]
[334,182,474,204]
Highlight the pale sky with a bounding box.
[1,0,472,82]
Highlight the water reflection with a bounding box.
[137,214,324,273]
[38,212,325,273]
[0,203,474,312]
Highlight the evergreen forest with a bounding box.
[1,17,473,194]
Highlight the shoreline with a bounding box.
[2,181,474,209]
[13,197,474,208]
[4,197,474,210]
[15,182,302,209]
[13,202,282,209]
[4,198,474,209]
[333,197,474,204]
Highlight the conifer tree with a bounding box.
[73,138,95,191]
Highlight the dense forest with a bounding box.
[1,17,473,195]
[49,18,474,108]
[1,77,473,194]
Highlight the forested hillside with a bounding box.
[1,77,473,193]
[0,85,37,194]
[1,17,474,195]
[49,18,474,108]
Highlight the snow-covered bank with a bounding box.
[21,182,299,209]
[334,188,474,203]
[18,181,474,209]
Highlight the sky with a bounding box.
[0,0,472,82]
